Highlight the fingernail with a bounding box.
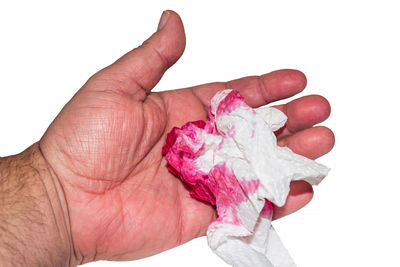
[157,10,170,31]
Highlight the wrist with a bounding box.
[0,143,76,266]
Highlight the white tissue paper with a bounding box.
[162,90,329,267]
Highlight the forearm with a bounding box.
[0,143,74,266]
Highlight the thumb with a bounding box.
[87,10,186,97]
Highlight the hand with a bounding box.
[39,10,334,264]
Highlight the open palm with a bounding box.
[39,11,334,264]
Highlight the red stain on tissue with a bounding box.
[216,90,245,115]
[261,199,274,218]
[208,163,259,208]
[162,90,272,224]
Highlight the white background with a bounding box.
[1,1,399,266]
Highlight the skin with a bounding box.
[0,10,334,266]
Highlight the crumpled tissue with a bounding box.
[162,90,329,267]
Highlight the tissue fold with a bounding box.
[162,90,329,267]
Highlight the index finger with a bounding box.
[190,69,307,108]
